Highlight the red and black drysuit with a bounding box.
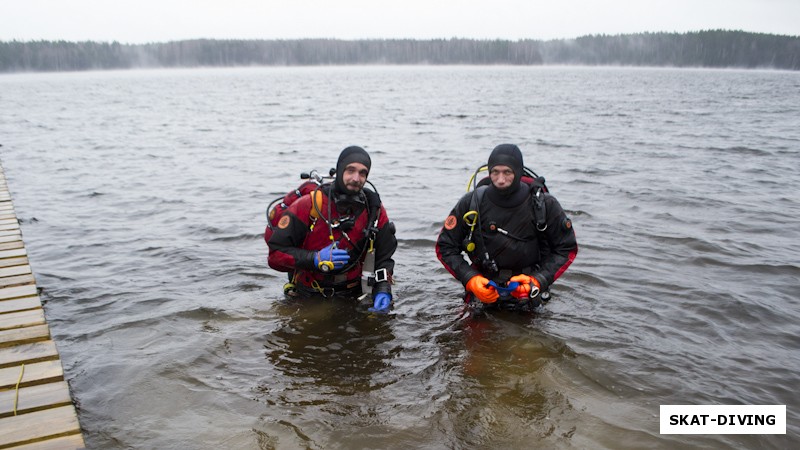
[268,185,396,297]
[436,181,577,303]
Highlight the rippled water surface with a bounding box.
[1,66,799,449]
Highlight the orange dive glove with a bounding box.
[509,274,541,300]
[466,275,499,303]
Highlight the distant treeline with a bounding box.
[1,30,798,72]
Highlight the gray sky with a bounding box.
[1,0,798,43]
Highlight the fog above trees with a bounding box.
[1,30,798,72]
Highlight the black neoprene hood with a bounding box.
[488,143,524,192]
[335,146,371,192]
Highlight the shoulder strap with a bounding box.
[469,185,487,212]
[363,188,382,240]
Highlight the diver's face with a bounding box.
[342,162,368,192]
[490,165,514,190]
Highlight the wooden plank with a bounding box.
[0,340,59,369]
[6,433,85,450]
[0,325,50,348]
[0,274,36,289]
[0,234,22,244]
[0,241,24,251]
[0,405,82,448]
[0,381,73,417]
[0,296,42,314]
[0,248,26,258]
[0,223,20,232]
[0,284,38,300]
[0,310,46,332]
[0,265,32,278]
[0,164,85,447]
[0,361,63,390]
[0,257,29,269]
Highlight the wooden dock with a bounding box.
[0,166,85,449]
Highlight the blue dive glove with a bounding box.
[487,280,520,296]
[314,243,350,272]
[370,292,391,312]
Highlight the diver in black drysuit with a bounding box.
[436,144,578,309]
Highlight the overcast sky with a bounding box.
[1,0,797,43]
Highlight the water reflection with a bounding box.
[264,296,397,394]
[255,296,399,447]
[444,311,581,447]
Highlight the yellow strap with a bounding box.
[14,363,25,416]
[310,280,325,295]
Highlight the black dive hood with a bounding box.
[332,146,371,212]
[334,146,371,194]
[486,144,528,207]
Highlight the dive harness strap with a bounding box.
[359,190,386,297]
[469,181,548,234]
[468,186,487,219]
[294,279,362,298]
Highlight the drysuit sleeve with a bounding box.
[372,205,397,296]
[530,193,578,290]
[436,193,482,286]
[267,195,317,272]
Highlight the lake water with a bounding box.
[1,66,798,449]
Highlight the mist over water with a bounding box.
[1,66,798,449]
